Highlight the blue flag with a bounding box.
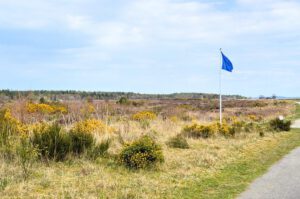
[221,52,233,72]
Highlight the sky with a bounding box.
[0,0,299,97]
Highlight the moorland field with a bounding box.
[0,95,299,198]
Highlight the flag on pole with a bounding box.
[221,52,233,72]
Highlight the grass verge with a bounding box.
[173,128,300,199]
[173,103,300,199]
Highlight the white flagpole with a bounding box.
[219,48,222,126]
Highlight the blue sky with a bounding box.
[0,0,299,97]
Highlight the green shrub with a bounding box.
[31,123,71,161]
[269,118,291,132]
[167,135,189,149]
[69,130,95,155]
[117,97,130,105]
[182,123,217,138]
[259,131,265,137]
[119,135,164,169]
[88,139,111,159]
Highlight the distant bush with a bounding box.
[26,103,67,114]
[131,100,144,107]
[180,114,193,121]
[80,103,96,118]
[132,111,157,121]
[71,119,115,135]
[119,135,164,169]
[182,122,236,138]
[31,123,71,161]
[167,135,189,149]
[117,97,130,105]
[182,123,218,138]
[269,118,291,132]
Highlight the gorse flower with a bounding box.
[132,111,157,121]
[71,119,115,135]
[182,122,236,138]
[26,103,67,114]
[0,109,27,135]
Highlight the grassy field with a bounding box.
[0,99,299,198]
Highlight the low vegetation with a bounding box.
[0,98,298,198]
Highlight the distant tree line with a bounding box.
[0,90,246,101]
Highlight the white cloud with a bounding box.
[1,0,299,47]
[0,0,299,95]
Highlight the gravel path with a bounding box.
[238,147,300,199]
[291,102,300,128]
[291,119,300,128]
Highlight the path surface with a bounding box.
[292,102,300,128]
[238,105,300,199]
[291,119,300,128]
[238,147,300,199]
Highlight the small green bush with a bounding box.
[269,118,291,132]
[31,123,71,161]
[119,135,164,169]
[167,135,189,149]
[117,97,130,105]
[69,130,95,155]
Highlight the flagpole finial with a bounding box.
[220,48,222,52]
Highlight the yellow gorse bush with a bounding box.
[26,103,67,114]
[26,122,50,134]
[182,122,235,138]
[0,109,28,135]
[71,119,115,135]
[182,123,218,138]
[132,111,157,121]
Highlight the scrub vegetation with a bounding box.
[0,97,298,198]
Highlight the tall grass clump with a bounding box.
[119,135,164,169]
[166,135,189,149]
[16,137,38,180]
